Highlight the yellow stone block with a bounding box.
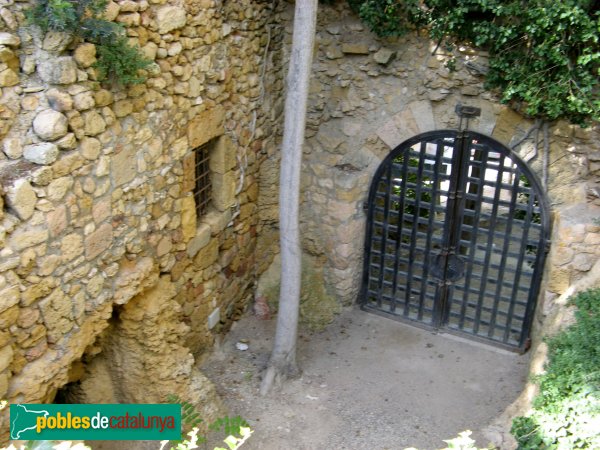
[492,106,530,145]
[181,195,197,241]
[546,266,571,294]
[188,106,225,148]
[212,171,236,212]
[209,136,237,174]
[193,239,218,270]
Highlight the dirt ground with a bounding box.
[200,307,530,450]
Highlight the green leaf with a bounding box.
[223,435,239,450]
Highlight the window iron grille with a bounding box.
[194,142,212,217]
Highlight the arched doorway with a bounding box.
[360,130,551,352]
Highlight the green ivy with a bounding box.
[350,0,424,37]
[26,0,151,85]
[348,0,600,126]
[511,288,600,449]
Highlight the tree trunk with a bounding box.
[260,0,318,396]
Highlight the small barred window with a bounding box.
[193,142,212,217]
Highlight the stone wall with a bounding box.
[0,0,598,444]
[0,0,285,439]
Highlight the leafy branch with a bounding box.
[349,0,599,126]
[26,0,151,85]
[165,395,253,450]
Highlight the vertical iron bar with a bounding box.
[375,164,394,308]
[488,165,522,339]
[503,182,536,343]
[403,145,428,317]
[520,201,550,349]
[472,155,505,335]
[433,135,463,327]
[457,147,489,329]
[439,132,471,326]
[417,140,445,321]
[389,154,410,313]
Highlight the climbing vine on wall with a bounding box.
[26,0,151,85]
[348,0,425,37]
[348,0,600,126]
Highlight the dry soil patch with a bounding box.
[201,307,529,450]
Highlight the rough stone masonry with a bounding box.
[0,0,599,446]
[0,0,286,441]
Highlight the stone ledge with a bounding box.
[201,208,232,236]
[187,223,212,258]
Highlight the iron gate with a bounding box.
[359,130,551,351]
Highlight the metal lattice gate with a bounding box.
[360,130,551,352]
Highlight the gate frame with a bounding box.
[359,130,552,353]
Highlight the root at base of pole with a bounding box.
[259,361,301,396]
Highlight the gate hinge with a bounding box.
[362,201,369,212]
